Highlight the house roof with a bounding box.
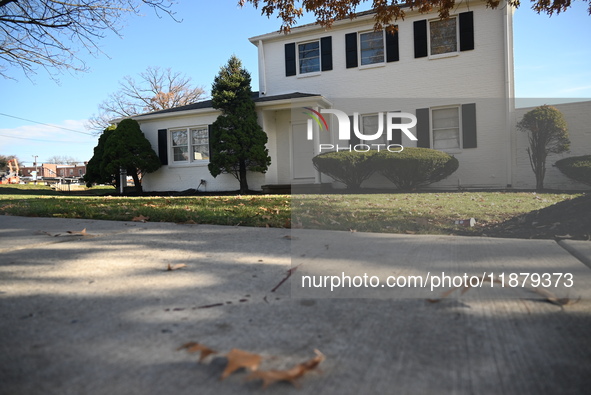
[133,92,324,119]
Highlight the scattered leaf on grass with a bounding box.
[246,349,325,389]
[177,342,217,362]
[220,349,263,380]
[132,215,150,222]
[166,263,187,271]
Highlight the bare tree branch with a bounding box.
[87,66,208,131]
[0,0,177,80]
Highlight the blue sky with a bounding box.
[0,1,589,166]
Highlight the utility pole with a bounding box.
[32,155,38,184]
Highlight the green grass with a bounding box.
[0,184,577,234]
[0,184,290,227]
[292,192,578,235]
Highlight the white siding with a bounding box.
[137,111,268,192]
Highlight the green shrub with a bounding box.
[375,148,459,190]
[312,151,379,190]
[555,155,591,186]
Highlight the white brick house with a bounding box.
[133,2,573,192]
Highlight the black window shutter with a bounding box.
[416,108,430,148]
[459,12,475,51]
[157,129,168,165]
[349,115,360,145]
[345,32,358,68]
[285,43,296,76]
[413,20,428,58]
[389,113,402,145]
[208,124,215,161]
[320,36,333,71]
[385,28,399,62]
[462,103,477,148]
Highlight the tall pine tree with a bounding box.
[208,55,271,193]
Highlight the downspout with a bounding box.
[258,40,267,96]
[504,5,515,188]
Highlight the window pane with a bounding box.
[173,146,188,162]
[360,31,384,65]
[191,128,208,144]
[193,145,210,161]
[361,114,386,145]
[298,41,320,74]
[430,18,457,55]
[171,130,187,147]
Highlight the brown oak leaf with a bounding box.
[246,349,325,388]
[220,349,263,380]
[177,342,217,362]
[166,263,187,271]
[132,215,150,222]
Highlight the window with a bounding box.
[429,17,457,55]
[360,114,387,144]
[359,31,384,65]
[414,12,473,59]
[285,37,332,77]
[432,107,460,150]
[298,41,320,74]
[170,126,209,163]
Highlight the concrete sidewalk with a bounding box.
[1,215,590,395]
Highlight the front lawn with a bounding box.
[0,184,578,237]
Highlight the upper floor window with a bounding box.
[359,31,384,65]
[429,18,457,55]
[170,126,210,163]
[414,11,474,58]
[285,37,332,77]
[298,41,320,74]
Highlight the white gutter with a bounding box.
[258,40,267,96]
[504,5,515,188]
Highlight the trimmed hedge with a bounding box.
[312,151,379,190]
[555,155,591,186]
[375,148,459,190]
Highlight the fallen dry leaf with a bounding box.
[220,349,263,380]
[177,342,217,362]
[66,228,87,235]
[167,263,187,271]
[532,287,580,307]
[246,349,325,388]
[132,215,150,223]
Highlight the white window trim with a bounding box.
[430,105,463,154]
[358,30,386,67]
[169,126,210,167]
[427,16,460,60]
[297,39,321,76]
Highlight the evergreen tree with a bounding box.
[208,55,271,193]
[103,119,161,193]
[84,125,118,188]
[85,120,161,193]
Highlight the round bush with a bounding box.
[375,147,459,190]
[312,151,379,190]
[555,155,591,186]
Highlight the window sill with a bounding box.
[428,52,459,60]
[168,161,210,168]
[358,62,386,70]
[297,71,321,79]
